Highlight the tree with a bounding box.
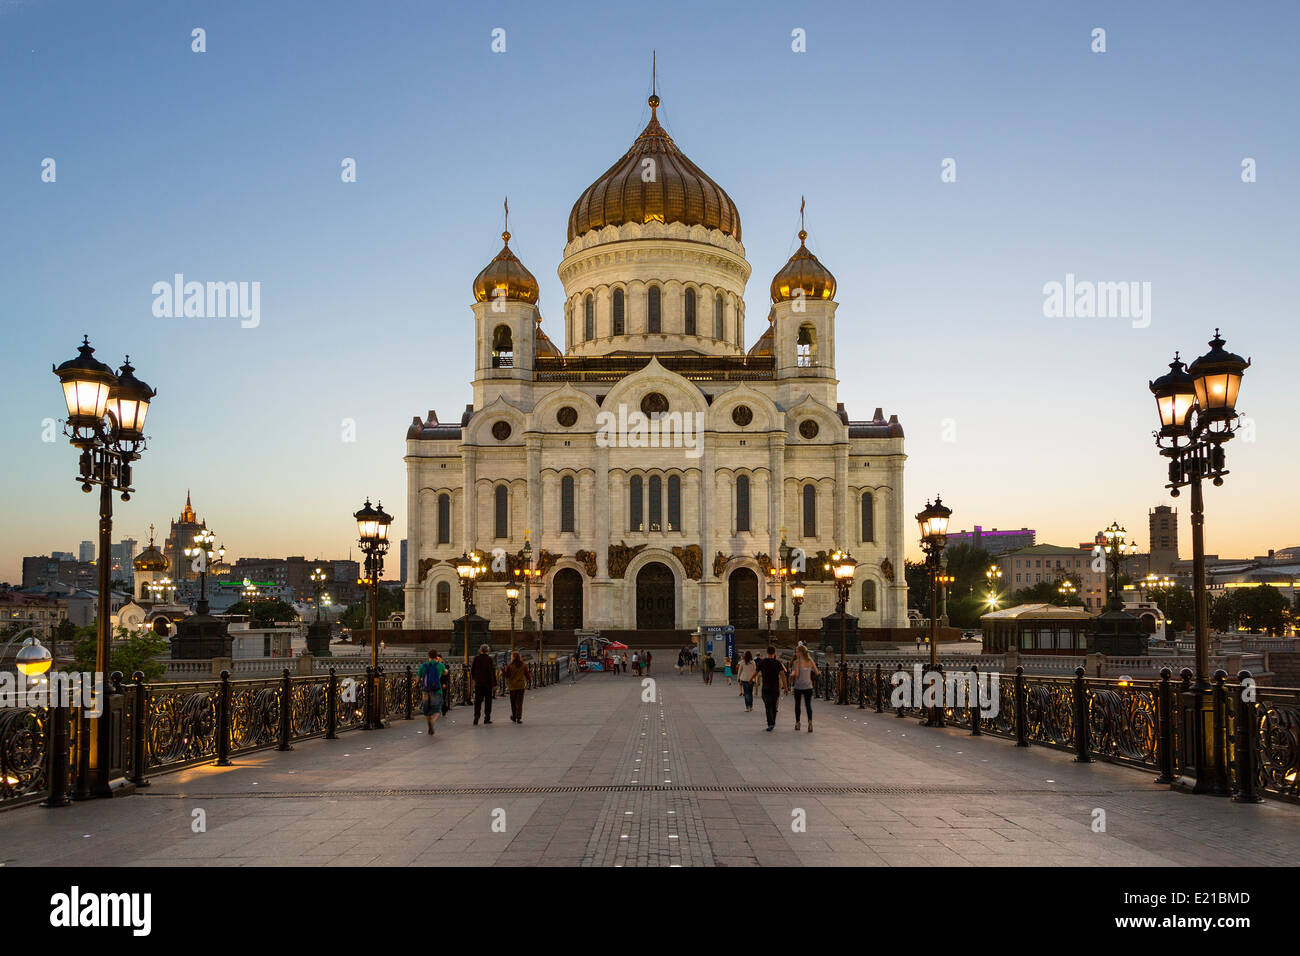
[1232,586,1289,634]
[1153,584,1195,633]
[225,599,298,625]
[73,625,169,680]
[340,588,403,631]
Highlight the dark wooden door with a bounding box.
[552,568,583,630]
[636,562,675,629]
[728,568,759,628]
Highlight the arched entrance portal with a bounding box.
[728,568,759,629]
[553,568,583,630]
[636,562,675,629]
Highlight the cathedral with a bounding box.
[403,91,907,635]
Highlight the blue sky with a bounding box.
[1,0,1296,582]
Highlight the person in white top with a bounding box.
[736,651,758,712]
[789,644,820,733]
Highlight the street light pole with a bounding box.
[791,581,804,646]
[828,549,856,705]
[354,498,393,731]
[1149,332,1249,795]
[916,496,953,728]
[506,584,519,654]
[53,338,155,799]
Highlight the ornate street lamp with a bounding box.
[1094,521,1140,611]
[763,594,775,634]
[53,337,155,799]
[454,549,484,664]
[535,593,547,666]
[1150,330,1249,795]
[916,495,952,727]
[354,497,392,730]
[828,549,857,705]
[310,567,328,623]
[1057,579,1078,604]
[790,580,805,644]
[183,528,225,614]
[985,564,1002,608]
[505,582,520,653]
[776,531,793,629]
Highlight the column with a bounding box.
[526,435,542,543]
[833,443,849,547]
[462,444,477,551]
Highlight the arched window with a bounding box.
[584,294,594,341]
[684,289,696,335]
[797,324,816,367]
[667,475,681,532]
[735,474,751,533]
[861,491,874,542]
[436,581,451,613]
[629,475,643,532]
[494,485,509,539]
[648,475,663,531]
[648,286,661,333]
[714,294,724,339]
[492,325,513,368]
[560,475,575,533]
[613,288,625,336]
[861,580,877,612]
[802,484,817,538]
[437,493,450,545]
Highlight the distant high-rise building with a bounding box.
[944,526,1035,556]
[51,551,75,562]
[164,491,208,579]
[1148,505,1179,574]
[79,540,95,563]
[110,538,138,578]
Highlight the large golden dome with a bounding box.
[568,95,741,242]
[473,232,540,305]
[133,544,168,573]
[770,229,836,303]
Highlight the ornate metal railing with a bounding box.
[2,658,566,811]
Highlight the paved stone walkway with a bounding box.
[4,668,1300,866]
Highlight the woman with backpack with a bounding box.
[505,650,530,723]
[417,649,445,737]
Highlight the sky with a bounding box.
[1,0,1297,583]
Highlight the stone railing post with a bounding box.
[1073,667,1092,763]
[276,669,294,752]
[325,667,339,740]
[215,670,232,766]
[1232,670,1263,803]
[1155,668,1175,785]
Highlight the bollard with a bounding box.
[216,670,232,766]
[1232,670,1263,804]
[858,663,865,709]
[405,665,414,721]
[40,700,71,808]
[1014,666,1028,747]
[970,664,982,736]
[1155,668,1175,785]
[325,667,339,739]
[277,669,294,752]
[1072,667,1092,763]
[128,671,150,788]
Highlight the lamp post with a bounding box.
[145,576,174,603]
[763,595,775,634]
[354,497,392,730]
[53,337,155,798]
[916,496,953,727]
[505,583,520,653]
[985,564,1002,608]
[828,549,857,705]
[519,534,536,632]
[776,531,792,629]
[454,550,484,664]
[535,594,546,666]
[1057,579,1078,605]
[183,529,225,615]
[310,567,328,623]
[791,580,805,645]
[1094,521,1140,611]
[1149,330,1249,794]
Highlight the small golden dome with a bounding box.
[473,232,540,305]
[771,229,836,303]
[535,315,563,360]
[134,545,168,572]
[568,94,741,242]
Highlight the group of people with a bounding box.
[680,641,821,733]
[415,644,533,738]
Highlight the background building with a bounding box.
[1147,505,1179,573]
[78,540,95,563]
[944,526,1035,555]
[21,555,97,590]
[997,543,1108,611]
[164,492,208,580]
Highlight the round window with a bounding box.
[731,405,753,427]
[799,419,820,440]
[557,406,578,427]
[492,421,512,441]
[640,392,670,418]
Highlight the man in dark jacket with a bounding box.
[471,644,496,725]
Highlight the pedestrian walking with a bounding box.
[915,634,922,653]
[755,645,788,732]
[416,649,445,737]
[570,652,579,683]
[723,656,733,686]
[644,650,652,675]
[631,651,640,676]
[789,644,819,732]
[621,653,628,673]
[704,652,716,685]
[505,650,529,723]
[736,651,757,711]
[676,649,685,674]
[435,651,451,716]
[470,644,496,725]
